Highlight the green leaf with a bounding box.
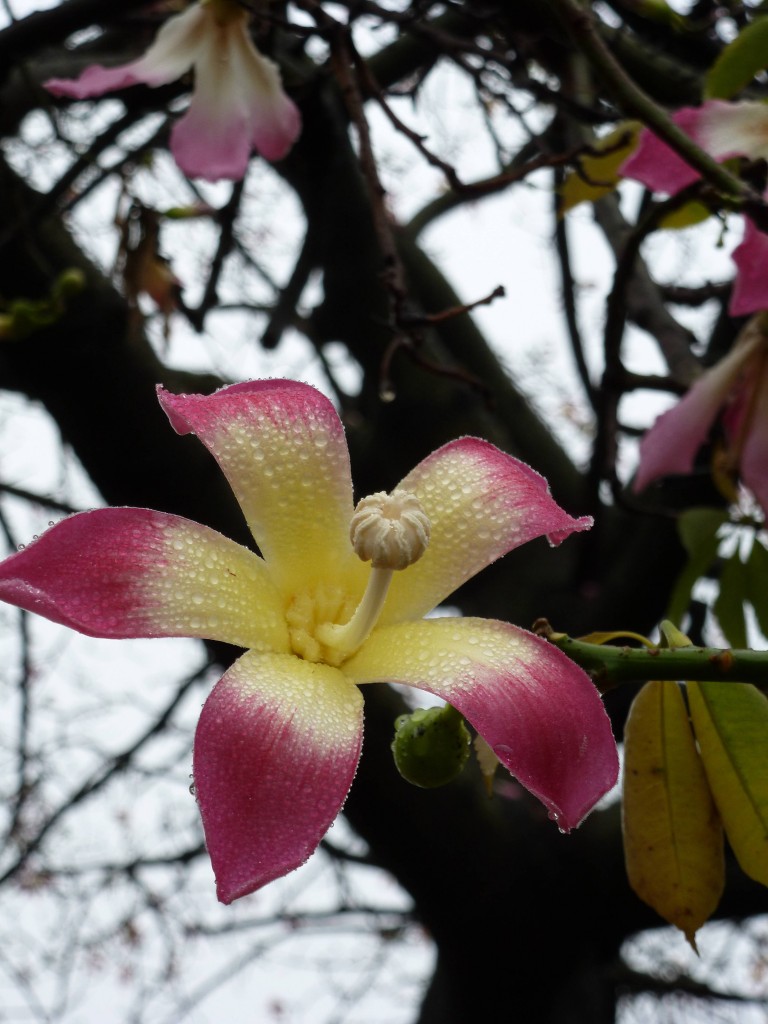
[688,682,768,886]
[559,122,642,214]
[705,18,768,99]
[666,508,728,626]
[713,551,749,649]
[623,681,724,947]
[746,539,768,639]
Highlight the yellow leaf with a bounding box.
[559,122,642,215]
[688,681,768,886]
[623,681,724,947]
[578,630,652,647]
[658,200,712,230]
[659,620,693,648]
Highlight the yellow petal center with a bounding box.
[285,490,431,667]
[285,584,356,667]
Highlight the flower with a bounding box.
[45,0,301,182]
[0,379,618,903]
[633,316,768,513]
[620,100,768,315]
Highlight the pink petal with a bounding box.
[696,100,768,166]
[169,20,251,181]
[634,330,764,492]
[170,106,253,183]
[248,92,302,164]
[0,508,289,650]
[194,650,364,903]
[730,218,768,316]
[45,62,148,98]
[380,438,592,625]
[157,381,364,599]
[621,107,712,193]
[232,37,301,162]
[44,4,208,97]
[620,101,742,194]
[170,13,300,180]
[344,617,619,830]
[734,356,768,517]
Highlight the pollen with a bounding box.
[350,490,430,570]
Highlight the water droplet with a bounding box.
[17,544,25,550]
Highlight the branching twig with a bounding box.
[0,657,213,886]
[188,179,246,331]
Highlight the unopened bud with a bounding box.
[350,490,430,570]
[391,704,471,788]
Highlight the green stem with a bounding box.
[540,626,768,692]
[548,0,759,207]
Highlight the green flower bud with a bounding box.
[391,703,471,788]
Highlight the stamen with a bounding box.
[349,490,430,570]
[317,490,430,660]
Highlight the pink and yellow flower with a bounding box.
[621,100,768,315]
[633,318,768,513]
[45,0,301,182]
[0,380,618,903]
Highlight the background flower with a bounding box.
[621,100,768,315]
[45,0,301,181]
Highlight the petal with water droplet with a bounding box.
[345,617,618,830]
[158,380,364,597]
[0,507,289,650]
[195,650,363,903]
[380,438,591,624]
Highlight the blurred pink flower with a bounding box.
[45,0,301,181]
[634,321,768,513]
[0,380,618,903]
[621,100,768,315]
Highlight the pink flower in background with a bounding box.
[621,100,768,315]
[0,380,618,903]
[45,0,301,181]
[634,321,768,513]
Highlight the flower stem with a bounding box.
[536,619,768,692]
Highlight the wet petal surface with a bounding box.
[381,438,591,624]
[345,617,618,830]
[195,650,364,902]
[159,381,363,598]
[0,508,288,650]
